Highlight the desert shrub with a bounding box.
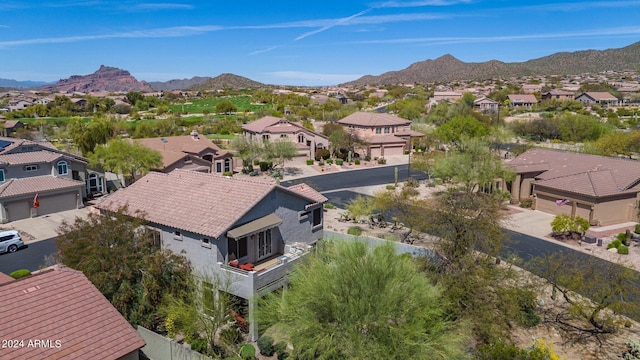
[623,339,640,360]
[406,177,420,188]
[306,159,314,165]
[354,159,361,165]
[239,344,256,359]
[476,339,560,360]
[220,327,242,347]
[257,336,275,356]
[324,203,336,209]
[259,161,271,172]
[223,171,233,177]
[347,226,362,236]
[608,239,622,249]
[377,157,387,164]
[386,185,396,190]
[618,245,630,255]
[318,161,324,166]
[9,269,31,279]
[364,155,371,161]
[520,198,533,208]
[315,148,330,160]
[326,159,333,165]
[253,159,260,166]
[336,158,344,166]
[618,232,628,242]
[635,224,640,234]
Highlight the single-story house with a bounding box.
[474,97,500,113]
[0,265,145,359]
[507,148,640,226]
[95,169,327,340]
[507,94,539,108]
[575,92,619,106]
[541,89,575,101]
[2,120,25,137]
[338,112,424,158]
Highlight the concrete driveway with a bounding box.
[0,208,91,243]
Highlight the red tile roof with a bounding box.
[96,169,323,238]
[0,176,84,198]
[0,150,63,165]
[507,94,538,104]
[0,265,145,359]
[581,92,618,101]
[509,149,640,197]
[287,184,328,205]
[242,116,283,133]
[338,112,411,127]
[0,272,14,285]
[134,133,222,155]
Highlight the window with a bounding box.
[375,128,382,134]
[0,169,5,182]
[87,173,103,194]
[57,161,68,175]
[280,134,287,138]
[148,229,161,247]
[238,237,248,258]
[313,207,322,227]
[298,134,305,143]
[262,134,270,141]
[216,162,222,173]
[173,231,182,240]
[384,127,391,134]
[25,164,38,172]
[298,210,310,220]
[201,237,211,248]
[224,158,231,173]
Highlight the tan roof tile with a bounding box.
[0,176,84,198]
[242,116,283,133]
[0,150,63,165]
[338,112,411,127]
[287,183,328,204]
[0,265,145,359]
[134,133,222,155]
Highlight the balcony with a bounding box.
[218,243,310,299]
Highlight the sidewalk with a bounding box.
[0,208,91,243]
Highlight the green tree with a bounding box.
[126,91,144,105]
[434,115,489,143]
[215,100,238,114]
[55,208,192,330]
[345,194,375,224]
[263,138,298,169]
[89,138,163,186]
[68,116,116,155]
[258,241,469,360]
[232,136,263,166]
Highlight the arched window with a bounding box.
[57,161,68,175]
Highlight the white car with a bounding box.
[0,230,24,253]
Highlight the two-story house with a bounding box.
[474,97,500,113]
[242,116,329,158]
[134,131,235,174]
[0,137,105,222]
[338,112,423,158]
[95,169,327,340]
[541,89,575,101]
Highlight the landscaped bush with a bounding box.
[377,157,387,164]
[386,185,396,190]
[324,203,336,209]
[608,239,622,250]
[219,327,242,346]
[257,336,275,356]
[364,155,371,161]
[318,161,324,166]
[326,159,333,165]
[336,158,344,165]
[347,226,362,236]
[315,148,330,160]
[223,171,233,177]
[259,161,271,172]
[274,341,288,360]
[253,159,260,166]
[618,245,629,255]
[354,159,360,165]
[189,336,207,354]
[635,224,640,234]
[239,344,256,360]
[306,159,314,165]
[9,269,30,279]
[519,198,533,208]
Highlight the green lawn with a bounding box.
[206,133,237,140]
[13,117,91,125]
[167,96,268,114]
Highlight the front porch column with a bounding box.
[248,298,258,341]
[510,174,522,203]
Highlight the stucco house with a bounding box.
[0,137,105,222]
[541,89,575,101]
[134,131,235,174]
[2,120,25,137]
[95,169,327,339]
[338,112,423,158]
[242,116,329,158]
[507,94,538,108]
[474,97,500,113]
[575,92,619,106]
[507,148,640,226]
[0,265,145,360]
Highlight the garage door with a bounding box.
[37,192,78,216]
[370,146,382,158]
[6,201,30,222]
[535,194,571,216]
[382,145,405,156]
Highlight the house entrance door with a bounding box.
[257,229,273,260]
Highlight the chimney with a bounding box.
[190,130,199,140]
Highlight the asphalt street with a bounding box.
[0,237,56,274]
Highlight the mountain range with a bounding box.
[2,41,640,91]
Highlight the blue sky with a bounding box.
[1,1,639,86]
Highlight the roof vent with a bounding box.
[23,285,41,294]
[190,130,199,139]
